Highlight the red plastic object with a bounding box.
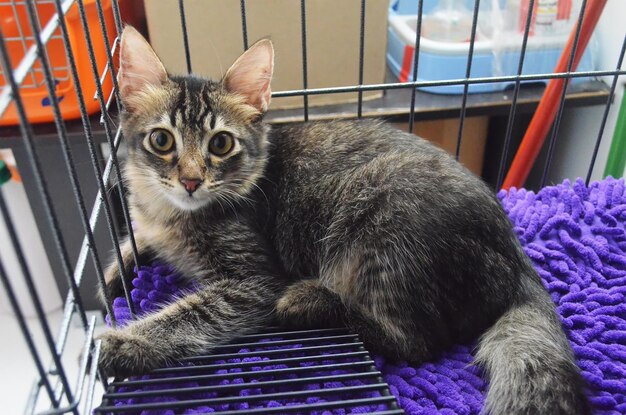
[502,0,607,190]
[0,0,116,126]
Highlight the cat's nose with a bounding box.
[179,178,202,194]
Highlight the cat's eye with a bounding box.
[149,129,175,153]
[209,132,235,156]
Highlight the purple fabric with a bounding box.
[110,178,626,414]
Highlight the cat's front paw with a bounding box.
[97,330,167,378]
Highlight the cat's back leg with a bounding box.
[276,251,437,363]
[275,279,427,361]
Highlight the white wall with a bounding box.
[546,1,626,184]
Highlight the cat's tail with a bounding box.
[475,276,590,415]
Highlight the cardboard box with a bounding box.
[144,0,388,109]
[391,117,489,176]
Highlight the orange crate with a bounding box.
[0,0,115,126]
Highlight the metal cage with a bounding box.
[0,0,625,414]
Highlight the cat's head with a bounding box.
[117,26,273,214]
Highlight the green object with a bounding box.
[0,160,11,185]
[604,89,626,178]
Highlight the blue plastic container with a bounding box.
[387,0,596,94]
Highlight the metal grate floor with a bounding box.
[94,327,404,414]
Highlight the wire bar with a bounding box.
[455,0,481,161]
[357,0,366,118]
[148,350,370,375]
[94,0,122,113]
[300,0,309,121]
[82,341,103,415]
[271,69,625,98]
[178,0,192,74]
[97,384,388,413]
[496,0,535,190]
[586,35,626,184]
[210,333,359,350]
[407,0,424,133]
[97,84,117,125]
[111,360,376,387]
[68,128,123,289]
[109,0,123,36]
[359,412,406,415]
[540,0,589,187]
[0,255,58,407]
[237,327,348,339]
[37,317,97,415]
[240,0,248,50]
[105,371,382,399]
[181,342,363,363]
[201,397,399,415]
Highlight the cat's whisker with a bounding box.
[216,191,240,221]
[106,179,121,196]
[213,194,228,216]
[233,178,270,206]
[225,189,255,209]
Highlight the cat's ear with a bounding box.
[117,26,168,109]
[223,39,274,113]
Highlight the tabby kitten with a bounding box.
[99,26,589,415]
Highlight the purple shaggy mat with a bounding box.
[108,178,626,414]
